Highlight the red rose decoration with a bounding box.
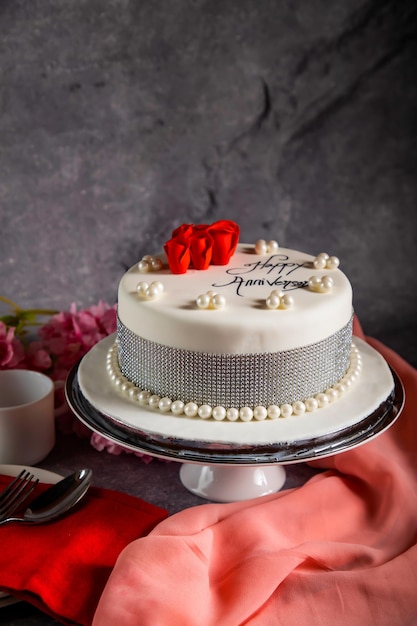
[163,235,192,274]
[190,230,213,270]
[208,220,240,265]
[164,220,240,274]
[171,223,194,239]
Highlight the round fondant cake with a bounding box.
[108,221,361,421]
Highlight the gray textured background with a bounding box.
[1,0,416,365]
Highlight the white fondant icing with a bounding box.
[118,245,353,353]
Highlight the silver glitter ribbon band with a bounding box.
[117,315,353,408]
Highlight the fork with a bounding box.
[0,470,39,522]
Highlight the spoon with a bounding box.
[0,468,93,526]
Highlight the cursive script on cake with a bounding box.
[212,254,309,297]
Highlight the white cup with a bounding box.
[0,370,56,465]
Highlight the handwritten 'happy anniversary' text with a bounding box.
[212,254,309,297]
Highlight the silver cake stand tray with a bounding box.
[66,335,404,502]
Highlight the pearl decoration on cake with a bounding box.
[279,403,292,418]
[326,256,340,270]
[171,400,185,415]
[212,406,227,421]
[171,400,184,415]
[280,294,294,309]
[321,276,334,291]
[226,408,239,421]
[138,390,151,405]
[136,281,164,300]
[265,291,280,309]
[239,407,254,421]
[196,292,211,309]
[196,291,226,310]
[255,239,279,255]
[106,341,362,422]
[138,255,163,273]
[184,402,198,417]
[128,387,138,400]
[265,290,294,310]
[198,404,212,419]
[325,388,338,403]
[267,405,281,419]
[313,252,340,270]
[212,293,226,309]
[158,397,172,412]
[253,405,268,421]
[304,397,319,412]
[292,400,306,416]
[308,275,334,293]
[148,394,161,409]
[315,393,329,408]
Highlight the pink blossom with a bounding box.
[56,409,91,439]
[34,302,121,446]
[39,302,116,354]
[0,322,25,369]
[90,433,157,463]
[26,341,52,371]
[38,302,117,376]
[100,308,117,335]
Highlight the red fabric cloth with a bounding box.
[0,480,167,625]
[93,325,417,625]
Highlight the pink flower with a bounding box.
[100,308,118,335]
[39,302,117,371]
[90,433,160,463]
[25,342,53,371]
[0,322,25,369]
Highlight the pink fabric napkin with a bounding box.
[93,323,417,625]
[0,482,167,625]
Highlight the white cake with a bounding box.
[108,222,361,422]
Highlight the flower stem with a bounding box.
[0,296,21,311]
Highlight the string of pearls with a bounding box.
[106,342,362,421]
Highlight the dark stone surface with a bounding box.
[0,0,416,365]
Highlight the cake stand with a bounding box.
[66,335,404,502]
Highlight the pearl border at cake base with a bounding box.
[65,335,403,502]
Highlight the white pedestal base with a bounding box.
[179,463,287,502]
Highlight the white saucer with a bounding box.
[0,465,62,608]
